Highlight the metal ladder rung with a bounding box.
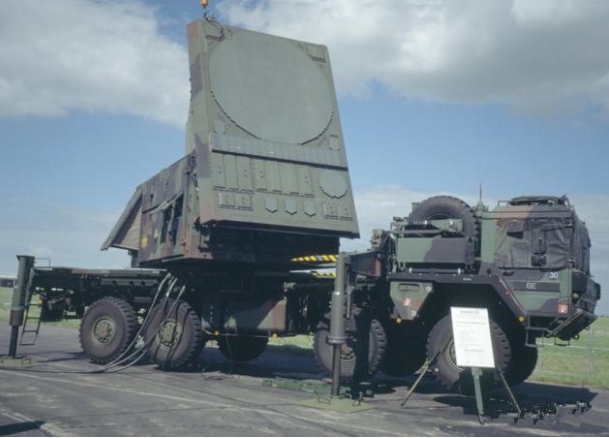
[19,301,43,346]
[23,317,41,323]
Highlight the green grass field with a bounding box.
[531,315,609,389]
[2,287,608,389]
[0,287,81,329]
[0,287,13,320]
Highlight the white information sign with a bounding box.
[450,307,495,368]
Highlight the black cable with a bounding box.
[0,273,189,374]
[97,273,175,369]
[101,275,181,370]
[104,283,188,372]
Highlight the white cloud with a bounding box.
[3,0,608,124]
[221,0,609,116]
[510,0,608,26]
[0,0,189,127]
[0,207,131,275]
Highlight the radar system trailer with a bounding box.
[7,16,356,374]
[4,15,601,396]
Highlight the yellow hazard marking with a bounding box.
[291,254,338,264]
[141,235,148,248]
[311,271,336,278]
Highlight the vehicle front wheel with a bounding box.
[505,341,538,386]
[426,313,511,394]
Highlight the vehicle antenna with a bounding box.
[475,183,488,213]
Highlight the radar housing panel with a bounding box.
[104,18,358,267]
[185,19,358,237]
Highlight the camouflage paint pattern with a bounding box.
[103,18,359,268]
[384,195,599,339]
[391,218,475,268]
[395,237,474,267]
[480,196,597,316]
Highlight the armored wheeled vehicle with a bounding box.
[312,195,600,392]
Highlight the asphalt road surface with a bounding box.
[0,325,608,437]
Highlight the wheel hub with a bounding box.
[339,335,357,361]
[91,317,116,346]
[158,321,182,348]
[446,339,463,373]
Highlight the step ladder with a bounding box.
[19,296,43,346]
[18,258,53,347]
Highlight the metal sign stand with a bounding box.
[471,367,522,424]
[401,348,593,425]
[471,367,486,423]
[400,340,449,407]
[401,308,523,425]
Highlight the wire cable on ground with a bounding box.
[0,272,190,375]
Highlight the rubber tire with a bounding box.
[505,343,538,386]
[381,322,427,377]
[426,314,511,394]
[146,300,204,370]
[217,336,268,362]
[409,196,479,239]
[314,314,387,381]
[80,297,138,365]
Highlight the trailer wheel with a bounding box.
[426,314,511,394]
[505,343,538,386]
[217,336,268,362]
[314,312,386,381]
[409,196,479,239]
[380,322,426,377]
[146,300,204,370]
[80,297,138,365]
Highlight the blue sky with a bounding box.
[1,0,608,314]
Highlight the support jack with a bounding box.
[0,356,35,367]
